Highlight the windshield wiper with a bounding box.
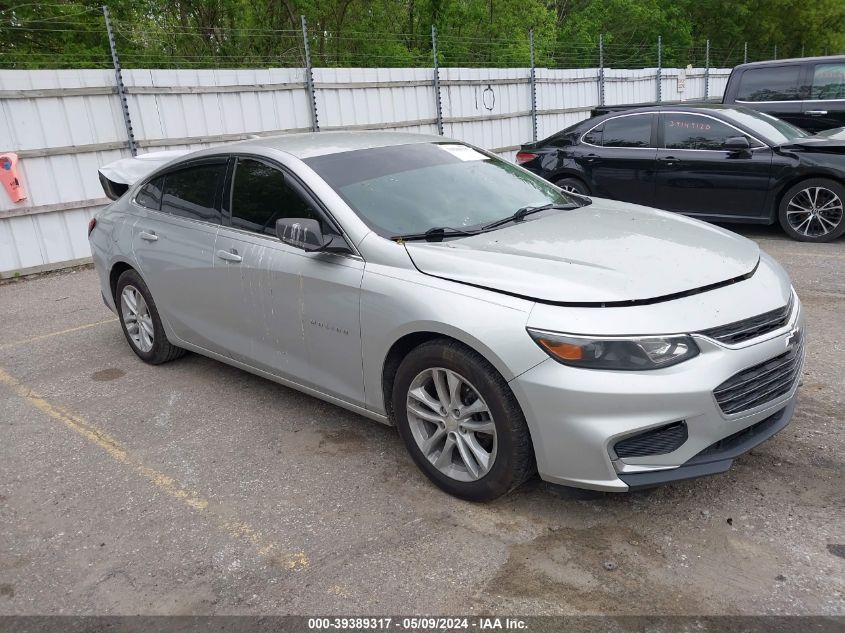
[393,226,481,242]
[481,202,579,231]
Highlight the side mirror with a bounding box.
[275,217,349,254]
[723,136,751,153]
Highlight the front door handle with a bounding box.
[216,249,242,263]
[584,153,600,163]
[139,231,158,242]
[806,110,828,116]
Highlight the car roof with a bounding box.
[187,130,447,161]
[598,103,746,114]
[588,103,758,119]
[731,54,845,70]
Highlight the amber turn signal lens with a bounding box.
[538,339,584,361]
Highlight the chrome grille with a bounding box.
[700,295,793,345]
[713,338,804,415]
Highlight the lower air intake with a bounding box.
[614,421,688,458]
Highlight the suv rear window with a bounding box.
[737,66,803,102]
[811,63,845,100]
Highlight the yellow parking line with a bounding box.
[0,365,308,572]
[0,318,119,350]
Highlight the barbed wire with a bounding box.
[0,16,834,71]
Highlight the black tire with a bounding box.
[778,178,845,243]
[392,338,535,501]
[555,176,591,196]
[114,269,186,365]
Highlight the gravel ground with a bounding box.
[0,224,843,616]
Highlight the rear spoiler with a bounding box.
[98,150,190,200]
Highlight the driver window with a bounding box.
[231,158,320,235]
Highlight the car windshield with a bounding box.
[304,142,581,237]
[725,108,810,144]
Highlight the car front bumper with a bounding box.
[509,300,805,492]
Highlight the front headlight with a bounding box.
[527,329,699,371]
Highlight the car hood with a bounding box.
[404,199,760,304]
[778,127,845,152]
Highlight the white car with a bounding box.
[90,132,805,500]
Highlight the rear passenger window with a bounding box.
[161,164,225,224]
[135,176,163,210]
[601,115,653,148]
[811,63,845,100]
[230,158,320,236]
[737,66,802,101]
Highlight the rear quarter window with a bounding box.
[135,176,164,210]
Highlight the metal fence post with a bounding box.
[656,35,662,103]
[773,45,778,60]
[598,34,605,106]
[301,15,319,132]
[704,39,710,100]
[431,25,444,136]
[103,5,136,156]
[744,41,748,64]
[529,28,537,142]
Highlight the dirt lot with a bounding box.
[0,225,843,616]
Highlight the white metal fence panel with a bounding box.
[440,68,532,155]
[315,68,438,135]
[0,65,732,276]
[123,68,312,152]
[0,68,129,274]
[536,68,599,140]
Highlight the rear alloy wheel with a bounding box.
[115,269,185,365]
[555,177,590,196]
[392,339,535,501]
[778,178,845,242]
[121,285,154,353]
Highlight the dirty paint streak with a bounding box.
[0,365,308,571]
[0,318,119,349]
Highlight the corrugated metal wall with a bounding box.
[0,65,728,276]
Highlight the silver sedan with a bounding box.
[89,132,804,500]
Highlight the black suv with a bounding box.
[722,56,845,133]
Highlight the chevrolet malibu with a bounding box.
[89,132,805,500]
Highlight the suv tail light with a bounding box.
[87,217,97,237]
[515,152,538,165]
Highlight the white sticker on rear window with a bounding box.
[438,144,487,161]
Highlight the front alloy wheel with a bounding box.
[406,368,497,482]
[392,338,535,501]
[779,178,845,242]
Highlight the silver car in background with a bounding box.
[89,132,805,500]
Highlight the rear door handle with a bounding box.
[216,249,242,263]
[139,231,158,242]
[806,110,828,116]
[659,156,679,165]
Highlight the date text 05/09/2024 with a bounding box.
[307,617,528,630]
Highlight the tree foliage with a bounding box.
[1,0,843,69]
